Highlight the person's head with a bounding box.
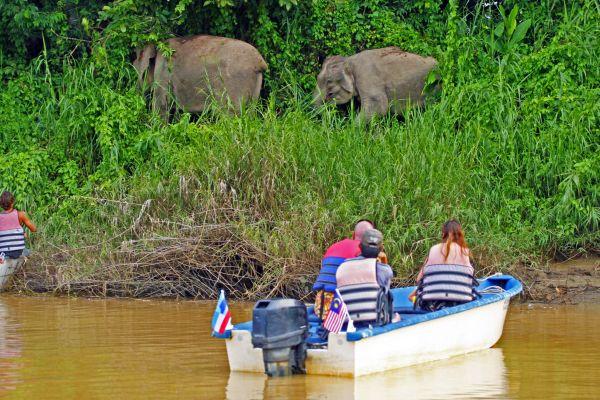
[0,191,15,211]
[441,219,468,260]
[353,219,375,241]
[360,229,383,258]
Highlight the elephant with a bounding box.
[314,47,438,121]
[133,35,267,117]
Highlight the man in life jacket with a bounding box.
[0,191,36,260]
[313,220,376,320]
[336,229,394,326]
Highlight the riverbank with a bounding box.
[7,252,599,305]
[519,256,600,304]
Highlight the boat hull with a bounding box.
[226,348,508,399]
[0,258,23,291]
[226,297,509,376]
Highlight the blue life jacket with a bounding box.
[312,256,346,292]
[313,238,360,292]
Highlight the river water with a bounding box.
[0,296,598,399]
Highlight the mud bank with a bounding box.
[519,256,600,304]
[6,255,600,305]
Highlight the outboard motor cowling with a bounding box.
[251,298,308,377]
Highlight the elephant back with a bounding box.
[168,35,267,73]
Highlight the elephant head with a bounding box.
[314,56,356,106]
[132,44,157,87]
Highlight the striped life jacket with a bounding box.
[0,210,25,255]
[419,264,476,303]
[313,239,360,292]
[336,257,381,323]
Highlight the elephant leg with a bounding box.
[359,94,389,122]
[224,70,260,114]
[151,55,171,120]
[253,73,263,100]
[152,84,169,120]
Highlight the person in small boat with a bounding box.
[313,219,377,320]
[0,191,37,259]
[336,229,394,326]
[412,220,476,311]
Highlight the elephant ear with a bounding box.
[340,61,355,95]
[324,56,354,94]
[133,44,157,84]
[318,56,341,83]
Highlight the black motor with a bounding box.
[251,298,308,377]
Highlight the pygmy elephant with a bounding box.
[133,35,267,117]
[314,47,438,120]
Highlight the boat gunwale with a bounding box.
[214,274,522,341]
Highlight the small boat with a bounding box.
[216,274,522,377]
[0,257,24,291]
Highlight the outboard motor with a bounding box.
[251,298,308,377]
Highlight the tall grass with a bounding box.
[4,77,598,296]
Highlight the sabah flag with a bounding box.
[323,289,350,333]
[212,289,233,335]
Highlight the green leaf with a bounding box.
[425,69,438,85]
[498,5,506,20]
[509,19,531,46]
[507,6,518,37]
[494,22,504,37]
[278,0,297,10]
[175,0,193,14]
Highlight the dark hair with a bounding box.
[360,244,381,258]
[441,219,469,261]
[0,191,15,210]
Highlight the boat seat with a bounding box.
[393,306,430,315]
[308,313,321,324]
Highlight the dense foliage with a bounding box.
[0,0,598,295]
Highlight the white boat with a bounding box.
[226,348,508,399]
[0,257,24,291]
[217,274,522,377]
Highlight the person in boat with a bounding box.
[412,220,477,311]
[0,191,37,259]
[313,220,377,320]
[336,229,394,326]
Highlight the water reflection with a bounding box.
[0,298,22,394]
[227,348,507,400]
[0,296,597,399]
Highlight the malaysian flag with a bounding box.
[211,289,233,335]
[323,289,350,333]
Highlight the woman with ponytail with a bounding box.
[426,220,471,268]
[410,220,473,305]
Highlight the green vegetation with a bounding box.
[0,1,598,298]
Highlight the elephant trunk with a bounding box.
[313,86,326,106]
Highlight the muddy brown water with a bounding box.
[0,296,598,400]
